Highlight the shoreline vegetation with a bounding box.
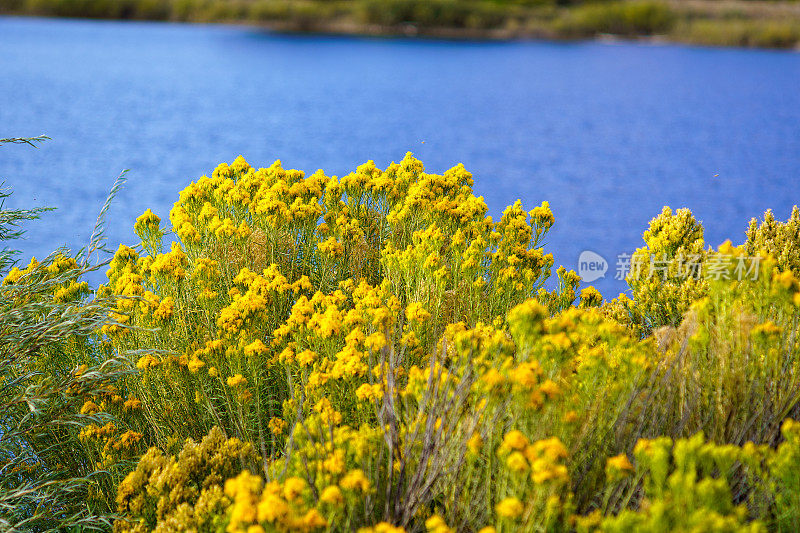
[5,148,800,530]
[2,0,800,49]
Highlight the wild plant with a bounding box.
[0,137,134,530]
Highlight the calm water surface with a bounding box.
[1,16,799,295]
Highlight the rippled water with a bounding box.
[1,16,799,295]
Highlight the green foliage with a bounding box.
[0,141,131,530]
[555,1,676,37]
[356,0,509,30]
[0,134,50,147]
[596,433,764,532]
[766,419,800,531]
[591,421,800,532]
[675,18,800,49]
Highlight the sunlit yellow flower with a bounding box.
[123,398,141,411]
[424,514,454,533]
[405,302,432,323]
[227,374,247,388]
[320,485,344,506]
[495,497,524,519]
[268,417,286,436]
[134,208,161,235]
[606,453,634,482]
[538,379,561,399]
[467,432,483,455]
[297,349,317,366]
[282,476,306,501]
[243,339,268,357]
[356,383,382,401]
[340,469,370,492]
[187,357,205,373]
[301,509,328,529]
[80,400,100,415]
[501,430,529,452]
[506,451,529,473]
[257,489,289,523]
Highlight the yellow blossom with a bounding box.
[268,417,286,436]
[320,485,344,506]
[405,302,432,323]
[506,451,529,473]
[340,469,370,492]
[227,374,247,388]
[187,357,205,373]
[496,497,524,519]
[501,430,529,452]
[243,339,268,357]
[467,432,483,455]
[123,398,141,411]
[283,476,306,501]
[355,382,382,401]
[606,453,634,482]
[425,515,454,533]
[301,509,328,529]
[538,379,561,398]
[80,400,100,415]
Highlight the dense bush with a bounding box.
[5,153,800,530]
[555,1,676,37]
[674,19,800,49]
[356,0,510,30]
[605,206,708,336]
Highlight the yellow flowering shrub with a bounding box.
[605,206,708,335]
[745,206,800,276]
[632,243,800,447]
[492,431,571,530]
[609,205,800,338]
[97,154,562,451]
[87,156,800,531]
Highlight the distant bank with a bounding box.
[2,0,800,49]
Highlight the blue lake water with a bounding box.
[1,16,799,296]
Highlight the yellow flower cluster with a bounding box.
[2,253,89,307]
[78,418,142,472]
[746,206,800,276]
[103,156,800,532]
[607,206,708,335]
[604,453,634,483]
[115,427,256,532]
[149,241,189,280]
[498,431,569,483]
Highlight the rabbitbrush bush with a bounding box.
[6,153,800,532]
